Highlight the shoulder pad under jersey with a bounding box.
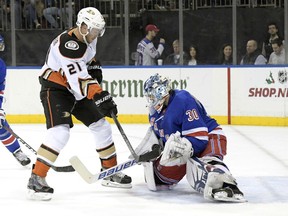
[59,33,87,59]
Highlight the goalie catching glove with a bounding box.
[160,131,193,166]
[93,91,118,118]
[88,59,103,84]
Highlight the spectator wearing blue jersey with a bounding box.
[0,35,31,166]
[136,24,165,66]
[133,73,246,203]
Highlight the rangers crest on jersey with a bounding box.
[278,70,287,84]
[65,40,79,50]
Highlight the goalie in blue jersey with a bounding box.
[134,73,246,202]
[0,35,31,166]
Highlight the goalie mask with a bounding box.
[0,35,5,52]
[76,7,106,39]
[144,73,171,113]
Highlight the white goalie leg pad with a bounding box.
[160,131,192,166]
[143,162,157,191]
[201,156,238,201]
[89,118,113,149]
[186,157,208,194]
[129,127,160,159]
[44,124,70,152]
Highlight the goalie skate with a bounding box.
[101,171,132,189]
[204,172,247,203]
[211,183,246,203]
[27,173,54,201]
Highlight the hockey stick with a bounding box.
[70,112,161,183]
[4,125,75,172]
[70,145,161,184]
[110,112,161,162]
[110,112,140,161]
[70,156,137,184]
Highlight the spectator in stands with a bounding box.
[23,0,43,29]
[262,22,283,60]
[240,40,267,65]
[164,39,189,65]
[186,44,199,65]
[268,38,286,65]
[136,24,165,66]
[1,0,22,29]
[43,0,73,29]
[217,43,233,65]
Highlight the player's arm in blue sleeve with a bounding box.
[0,58,7,108]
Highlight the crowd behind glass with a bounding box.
[0,0,286,66]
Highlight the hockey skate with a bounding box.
[27,173,54,201]
[211,182,246,202]
[204,172,247,203]
[101,171,132,189]
[13,149,31,166]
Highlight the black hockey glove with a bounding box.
[88,60,103,84]
[93,91,118,118]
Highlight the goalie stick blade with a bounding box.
[70,156,137,184]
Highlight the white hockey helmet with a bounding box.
[144,73,171,112]
[76,7,106,37]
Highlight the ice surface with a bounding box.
[0,124,287,216]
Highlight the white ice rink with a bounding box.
[0,123,287,216]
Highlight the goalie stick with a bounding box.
[69,146,161,184]
[70,156,137,184]
[110,112,161,162]
[4,126,75,172]
[70,112,162,183]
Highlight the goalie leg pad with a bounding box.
[143,162,157,191]
[143,160,181,191]
[186,157,209,194]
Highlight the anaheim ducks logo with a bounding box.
[62,111,71,118]
[65,40,79,50]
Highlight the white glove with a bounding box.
[160,131,193,166]
[0,108,6,128]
